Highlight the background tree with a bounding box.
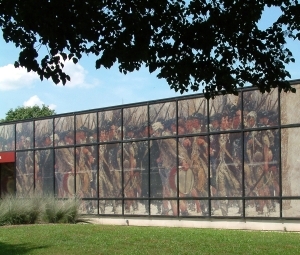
[1,105,56,122]
[0,0,299,98]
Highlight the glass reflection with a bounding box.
[16,122,33,150]
[210,133,242,216]
[98,110,121,142]
[0,124,15,151]
[16,151,34,196]
[76,145,97,200]
[35,149,54,194]
[149,102,176,138]
[243,89,278,128]
[209,93,242,132]
[123,106,148,140]
[75,113,97,145]
[55,148,75,198]
[54,116,74,146]
[178,97,207,134]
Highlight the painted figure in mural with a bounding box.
[245,111,275,215]
[54,132,75,198]
[211,111,242,216]
[35,133,53,194]
[76,127,95,212]
[123,125,140,213]
[152,121,177,215]
[98,128,114,213]
[103,120,122,214]
[135,123,150,213]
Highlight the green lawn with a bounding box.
[0,224,299,255]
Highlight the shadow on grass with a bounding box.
[0,241,50,255]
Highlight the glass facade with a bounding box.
[0,84,300,219]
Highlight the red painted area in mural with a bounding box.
[0,152,15,163]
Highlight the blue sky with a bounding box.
[0,6,299,119]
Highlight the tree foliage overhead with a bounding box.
[1,105,56,122]
[0,0,299,98]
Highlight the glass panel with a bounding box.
[178,97,207,134]
[210,133,242,213]
[123,141,146,213]
[75,113,97,144]
[99,143,122,200]
[16,122,33,150]
[35,149,54,195]
[282,200,300,217]
[245,199,280,217]
[149,102,176,138]
[54,116,74,146]
[211,200,243,216]
[150,200,163,215]
[35,119,53,148]
[123,105,148,139]
[0,124,15,151]
[179,136,209,198]
[76,145,97,198]
[16,151,34,196]
[79,200,97,214]
[149,140,163,199]
[243,89,278,128]
[209,93,242,131]
[280,84,300,125]
[281,127,300,196]
[244,130,280,199]
[99,200,122,215]
[179,199,209,216]
[150,199,177,216]
[149,138,177,198]
[124,200,148,215]
[98,109,122,142]
[0,163,15,196]
[55,148,75,198]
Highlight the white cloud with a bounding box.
[0,64,38,91]
[23,95,57,110]
[56,59,100,88]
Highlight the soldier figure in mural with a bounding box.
[35,133,53,194]
[98,126,114,214]
[123,125,140,213]
[55,132,75,198]
[105,121,122,213]
[135,123,151,213]
[211,111,242,216]
[245,111,276,215]
[152,121,177,215]
[76,127,95,212]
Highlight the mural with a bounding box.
[16,122,33,150]
[0,85,300,219]
[0,124,15,151]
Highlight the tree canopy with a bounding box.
[0,0,299,98]
[1,105,56,122]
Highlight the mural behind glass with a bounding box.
[0,86,300,218]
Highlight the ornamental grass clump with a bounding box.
[0,195,41,226]
[0,194,80,226]
[41,195,80,224]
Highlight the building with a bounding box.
[0,81,300,229]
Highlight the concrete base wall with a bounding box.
[84,217,300,232]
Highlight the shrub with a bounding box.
[0,194,80,226]
[41,195,80,224]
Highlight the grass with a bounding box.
[0,194,80,226]
[0,224,300,254]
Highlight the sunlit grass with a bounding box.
[0,224,299,255]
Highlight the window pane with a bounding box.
[16,122,33,150]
